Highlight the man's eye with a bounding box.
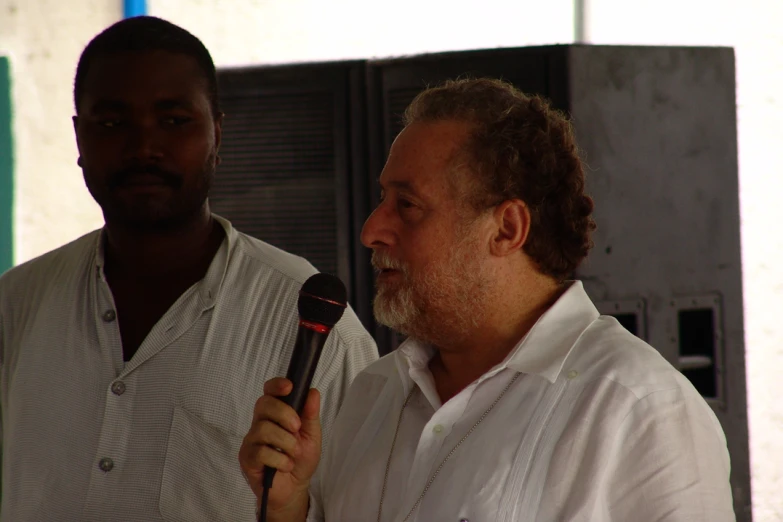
[398,198,416,210]
[99,119,122,128]
[162,116,191,125]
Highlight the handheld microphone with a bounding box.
[280,273,348,413]
[259,273,347,522]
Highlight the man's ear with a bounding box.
[72,115,83,166]
[214,111,224,151]
[489,199,531,257]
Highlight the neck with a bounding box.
[428,273,564,403]
[103,205,220,278]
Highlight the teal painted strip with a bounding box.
[0,57,13,273]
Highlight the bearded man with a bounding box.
[239,78,735,522]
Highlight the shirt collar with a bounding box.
[503,280,599,382]
[92,213,237,310]
[396,281,599,385]
[198,214,235,308]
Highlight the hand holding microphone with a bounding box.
[238,273,347,522]
[239,377,320,522]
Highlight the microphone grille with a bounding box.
[298,273,347,327]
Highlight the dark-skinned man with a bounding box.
[0,16,377,522]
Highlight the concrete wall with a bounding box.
[1,0,781,519]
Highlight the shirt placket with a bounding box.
[404,383,476,522]
[81,275,208,518]
[82,274,135,518]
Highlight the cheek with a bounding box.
[77,133,119,164]
[399,248,440,282]
[406,229,450,261]
[173,134,216,167]
[78,152,115,181]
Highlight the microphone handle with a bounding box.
[261,324,331,520]
[282,325,330,414]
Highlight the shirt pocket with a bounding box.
[159,405,256,522]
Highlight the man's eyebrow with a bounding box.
[87,98,197,113]
[88,99,128,113]
[154,98,196,111]
[380,180,417,193]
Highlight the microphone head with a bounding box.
[298,273,348,328]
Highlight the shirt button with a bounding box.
[98,457,114,472]
[111,381,126,396]
[567,370,579,379]
[102,309,116,322]
[433,424,444,434]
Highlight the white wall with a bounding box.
[2,0,781,519]
[151,0,576,65]
[0,0,113,262]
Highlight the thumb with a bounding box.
[299,388,321,439]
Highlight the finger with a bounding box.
[263,377,293,397]
[252,395,301,433]
[299,388,321,438]
[245,444,296,474]
[244,421,300,458]
[238,441,263,478]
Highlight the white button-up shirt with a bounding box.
[0,215,378,522]
[309,281,735,522]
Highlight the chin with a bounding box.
[103,198,207,231]
[105,210,184,231]
[374,294,411,329]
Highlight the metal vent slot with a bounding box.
[212,90,338,274]
[669,294,725,405]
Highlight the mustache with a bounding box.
[371,251,408,274]
[108,165,182,189]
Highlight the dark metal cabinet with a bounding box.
[214,62,373,327]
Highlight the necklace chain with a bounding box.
[377,372,520,522]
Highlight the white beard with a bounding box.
[371,226,491,347]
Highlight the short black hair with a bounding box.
[74,16,220,116]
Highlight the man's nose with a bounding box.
[360,202,395,250]
[125,121,164,162]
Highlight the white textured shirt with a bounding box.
[0,215,378,522]
[309,281,735,522]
